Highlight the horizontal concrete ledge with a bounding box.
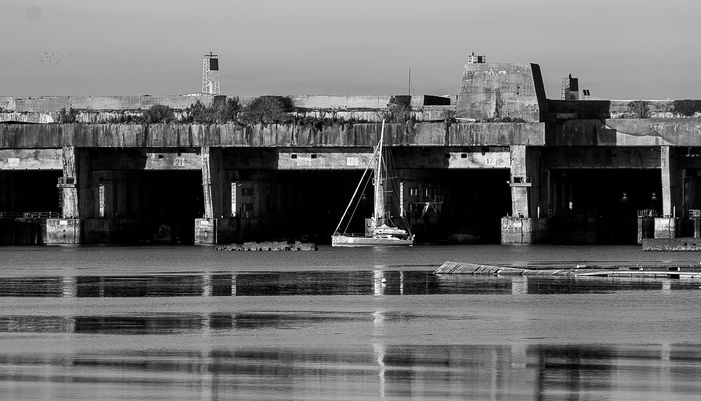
[643,237,701,251]
[0,122,545,149]
[548,118,701,147]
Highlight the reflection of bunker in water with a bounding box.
[0,271,695,301]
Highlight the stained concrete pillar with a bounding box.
[655,146,680,238]
[46,147,82,244]
[196,146,234,245]
[510,145,529,218]
[501,145,547,244]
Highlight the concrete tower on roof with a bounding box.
[456,56,546,122]
[202,52,221,95]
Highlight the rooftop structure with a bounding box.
[202,52,220,95]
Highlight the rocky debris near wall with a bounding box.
[215,241,317,251]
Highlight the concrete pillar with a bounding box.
[655,146,679,238]
[46,147,82,244]
[196,147,234,245]
[510,145,529,218]
[501,145,548,244]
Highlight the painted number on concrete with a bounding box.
[346,157,359,167]
[485,157,495,166]
[174,157,185,167]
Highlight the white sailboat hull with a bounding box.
[331,234,414,247]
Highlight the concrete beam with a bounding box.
[0,122,545,149]
[549,118,701,147]
[0,149,62,170]
[277,151,374,170]
[541,147,660,169]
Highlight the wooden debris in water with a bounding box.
[435,261,701,279]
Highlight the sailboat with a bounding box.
[332,121,415,247]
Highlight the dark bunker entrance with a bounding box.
[0,170,62,216]
[549,169,661,244]
[138,171,203,244]
[402,169,511,243]
[255,170,371,244]
[241,169,511,244]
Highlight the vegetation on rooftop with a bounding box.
[627,100,650,119]
[672,100,701,117]
[57,107,79,123]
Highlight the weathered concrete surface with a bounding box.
[0,112,55,123]
[449,122,545,146]
[500,217,548,244]
[45,218,81,245]
[278,151,374,170]
[547,118,701,147]
[194,217,236,245]
[289,95,455,110]
[456,63,544,122]
[547,99,700,120]
[654,217,678,239]
[0,122,545,149]
[0,94,214,113]
[541,147,660,169]
[509,145,528,218]
[0,149,62,170]
[643,237,701,251]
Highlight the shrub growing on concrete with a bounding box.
[141,104,175,124]
[672,100,701,117]
[627,100,650,118]
[385,96,412,122]
[58,107,79,123]
[214,97,241,123]
[240,96,294,125]
[188,97,242,123]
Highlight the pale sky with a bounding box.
[1,0,700,99]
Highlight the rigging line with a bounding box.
[333,150,377,234]
[382,143,411,233]
[343,172,372,234]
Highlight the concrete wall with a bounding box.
[547,99,701,120]
[541,147,660,169]
[0,94,215,113]
[287,95,455,109]
[0,122,545,149]
[0,149,63,170]
[456,63,543,122]
[547,118,701,147]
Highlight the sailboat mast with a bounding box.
[374,121,385,227]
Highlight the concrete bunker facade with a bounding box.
[1,60,699,245]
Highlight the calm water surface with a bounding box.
[1,245,701,400]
